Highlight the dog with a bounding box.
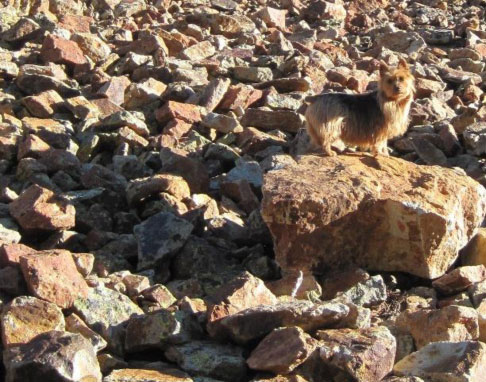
[305,58,415,157]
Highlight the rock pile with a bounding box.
[1,0,486,381]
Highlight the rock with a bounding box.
[247,327,317,374]
[464,123,486,156]
[97,76,131,106]
[104,368,193,382]
[72,285,143,354]
[233,67,274,83]
[411,137,447,166]
[199,78,232,112]
[202,113,243,134]
[415,78,446,99]
[213,300,349,344]
[241,109,306,133]
[180,41,216,61]
[9,185,76,231]
[124,78,167,110]
[134,212,194,270]
[304,0,347,21]
[71,32,111,62]
[0,218,21,243]
[22,90,64,118]
[462,228,486,266]
[160,147,209,193]
[0,243,36,267]
[256,7,287,29]
[156,101,202,126]
[126,174,191,206]
[65,313,107,352]
[377,31,426,57]
[219,85,263,111]
[210,14,256,37]
[316,326,396,382]
[261,155,486,279]
[125,309,201,352]
[165,341,247,382]
[4,331,102,382]
[333,274,387,307]
[394,341,486,382]
[207,272,277,337]
[92,110,150,137]
[396,305,479,348]
[40,34,88,68]
[432,266,486,295]
[226,158,263,188]
[20,249,89,309]
[1,296,65,348]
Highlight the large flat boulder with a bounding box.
[261,154,486,279]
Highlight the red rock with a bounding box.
[248,327,318,374]
[432,265,486,295]
[261,155,486,279]
[237,127,287,155]
[90,98,124,117]
[58,14,93,33]
[218,84,263,111]
[304,0,347,22]
[9,185,76,231]
[473,43,486,59]
[207,272,277,338]
[97,76,132,106]
[17,134,50,160]
[40,34,88,68]
[155,101,202,125]
[257,7,287,29]
[20,249,89,309]
[118,126,149,148]
[396,305,479,348]
[0,243,36,267]
[163,119,193,139]
[316,326,396,382]
[22,90,64,118]
[160,147,209,193]
[266,271,322,300]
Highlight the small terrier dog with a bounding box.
[305,58,415,156]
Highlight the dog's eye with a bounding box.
[387,78,393,84]
[398,76,404,81]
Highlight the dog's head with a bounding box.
[379,58,415,101]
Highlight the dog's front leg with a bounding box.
[379,140,390,157]
[372,140,389,157]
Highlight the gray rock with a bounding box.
[134,212,194,270]
[233,67,273,83]
[334,275,387,307]
[202,113,243,134]
[72,285,143,355]
[214,301,350,344]
[4,331,102,382]
[125,309,202,352]
[0,218,21,243]
[165,341,246,382]
[226,158,263,188]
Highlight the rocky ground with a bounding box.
[1,0,486,381]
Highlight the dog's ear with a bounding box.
[379,61,390,76]
[398,57,409,71]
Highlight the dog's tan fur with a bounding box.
[305,58,415,156]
